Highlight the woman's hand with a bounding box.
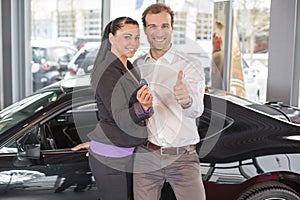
[72,142,90,156]
[136,85,153,111]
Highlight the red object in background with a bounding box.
[41,63,50,71]
[213,33,223,52]
[79,43,85,49]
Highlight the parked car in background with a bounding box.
[75,36,100,50]
[31,40,77,91]
[0,76,300,199]
[63,46,211,87]
[64,42,100,80]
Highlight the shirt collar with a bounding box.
[144,45,176,64]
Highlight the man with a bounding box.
[133,3,206,200]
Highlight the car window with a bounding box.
[79,48,98,73]
[0,101,97,152]
[0,126,36,153]
[32,47,47,63]
[40,102,98,150]
[74,50,89,66]
[65,47,77,60]
[0,91,60,136]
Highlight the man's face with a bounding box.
[144,11,173,52]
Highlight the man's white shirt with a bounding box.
[134,46,206,147]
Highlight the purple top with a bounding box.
[90,140,135,158]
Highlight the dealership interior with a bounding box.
[0,0,300,110]
[1,0,300,199]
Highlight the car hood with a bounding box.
[199,93,300,163]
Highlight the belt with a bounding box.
[144,141,196,155]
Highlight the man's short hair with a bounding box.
[142,3,174,27]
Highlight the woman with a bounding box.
[88,17,153,200]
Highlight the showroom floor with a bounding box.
[1,189,99,200]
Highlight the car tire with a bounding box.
[236,181,300,200]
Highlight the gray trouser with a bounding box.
[133,145,206,200]
[89,151,133,200]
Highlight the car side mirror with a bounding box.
[13,132,41,167]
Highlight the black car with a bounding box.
[0,77,300,200]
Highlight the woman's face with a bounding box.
[110,24,140,59]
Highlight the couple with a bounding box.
[74,3,206,200]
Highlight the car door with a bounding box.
[0,101,99,198]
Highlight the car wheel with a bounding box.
[236,181,300,200]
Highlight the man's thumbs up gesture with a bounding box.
[174,70,192,108]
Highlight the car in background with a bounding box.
[64,44,149,80]
[64,42,100,80]
[63,46,211,86]
[0,76,300,199]
[31,40,77,91]
[75,36,101,50]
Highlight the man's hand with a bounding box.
[137,85,153,111]
[174,70,191,108]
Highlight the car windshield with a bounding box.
[0,91,60,135]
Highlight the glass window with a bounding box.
[31,0,102,90]
[0,100,97,153]
[233,0,271,102]
[110,0,156,21]
[29,0,271,103]
[0,127,36,154]
[0,91,61,136]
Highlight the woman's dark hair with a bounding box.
[91,17,139,89]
